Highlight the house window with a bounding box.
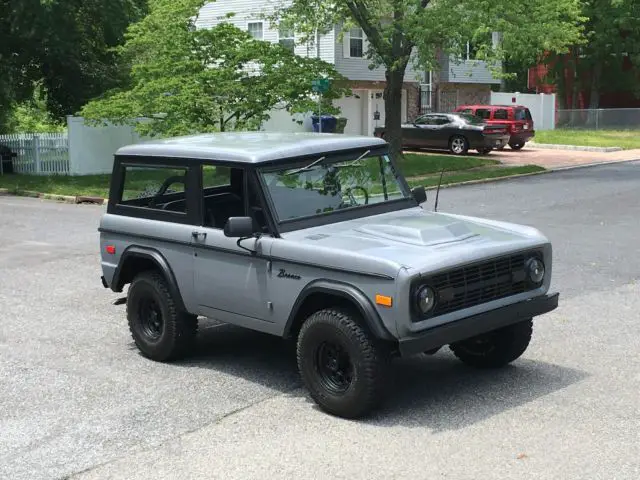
[279,25,295,52]
[465,41,479,60]
[349,27,364,57]
[248,22,263,40]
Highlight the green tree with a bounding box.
[545,0,640,110]
[0,0,147,130]
[80,0,349,137]
[269,0,584,158]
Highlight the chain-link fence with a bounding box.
[556,109,640,130]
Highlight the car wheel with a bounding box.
[449,319,532,369]
[509,142,525,150]
[127,271,198,362]
[449,135,469,155]
[496,145,505,151]
[296,308,389,419]
[478,148,492,155]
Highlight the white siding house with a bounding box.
[195,1,421,136]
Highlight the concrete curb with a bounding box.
[0,188,108,205]
[528,142,622,152]
[1,157,638,205]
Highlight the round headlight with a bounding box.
[527,258,545,284]
[416,286,436,314]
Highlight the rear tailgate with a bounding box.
[513,107,535,133]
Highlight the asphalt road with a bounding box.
[1,161,639,480]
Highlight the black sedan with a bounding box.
[373,113,510,155]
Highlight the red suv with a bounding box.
[453,104,535,150]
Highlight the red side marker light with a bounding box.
[105,245,116,255]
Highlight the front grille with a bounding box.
[428,252,536,316]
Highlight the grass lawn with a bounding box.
[397,153,499,178]
[0,153,543,198]
[407,165,545,189]
[534,129,640,149]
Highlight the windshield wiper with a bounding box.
[333,149,371,168]
[285,156,326,176]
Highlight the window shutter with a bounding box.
[363,34,369,57]
[343,29,350,58]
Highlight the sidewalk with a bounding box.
[489,147,640,170]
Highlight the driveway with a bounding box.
[1,162,639,480]
[486,145,640,169]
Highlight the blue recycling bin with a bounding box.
[311,115,338,133]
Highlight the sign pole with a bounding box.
[318,92,322,134]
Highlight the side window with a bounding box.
[459,108,474,114]
[414,116,430,125]
[475,108,491,120]
[119,164,188,214]
[494,109,508,120]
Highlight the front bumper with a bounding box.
[398,292,559,357]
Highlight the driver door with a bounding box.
[190,164,278,335]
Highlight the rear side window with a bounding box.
[514,108,532,121]
[458,108,474,114]
[494,109,508,120]
[475,108,491,120]
[120,165,188,214]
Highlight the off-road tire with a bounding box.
[509,142,525,150]
[449,319,533,369]
[127,271,198,362]
[449,135,469,155]
[296,308,388,419]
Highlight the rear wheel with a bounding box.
[127,271,198,362]
[296,308,389,419]
[478,147,492,155]
[449,135,469,155]
[509,141,525,150]
[449,319,533,368]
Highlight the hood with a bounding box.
[276,207,549,275]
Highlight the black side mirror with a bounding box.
[411,186,427,204]
[223,217,256,238]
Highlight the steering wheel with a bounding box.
[344,185,369,206]
[149,175,185,208]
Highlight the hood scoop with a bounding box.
[354,219,478,247]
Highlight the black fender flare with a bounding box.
[284,279,395,341]
[112,246,186,312]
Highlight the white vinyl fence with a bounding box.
[0,133,69,174]
[490,92,556,130]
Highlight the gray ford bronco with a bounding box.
[99,132,559,419]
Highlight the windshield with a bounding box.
[260,153,409,222]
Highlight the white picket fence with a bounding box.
[0,133,70,175]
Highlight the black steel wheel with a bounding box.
[297,308,389,418]
[316,341,354,394]
[127,271,198,362]
[449,319,533,368]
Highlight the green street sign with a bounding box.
[312,78,330,93]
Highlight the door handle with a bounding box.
[192,231,207,240]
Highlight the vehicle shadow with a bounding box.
[174,320,588,430]
[368,353,588,430]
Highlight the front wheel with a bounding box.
[296,308,388,418]
[449,135,469,155]
[509,142,525,150]
[449,319,533,368]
